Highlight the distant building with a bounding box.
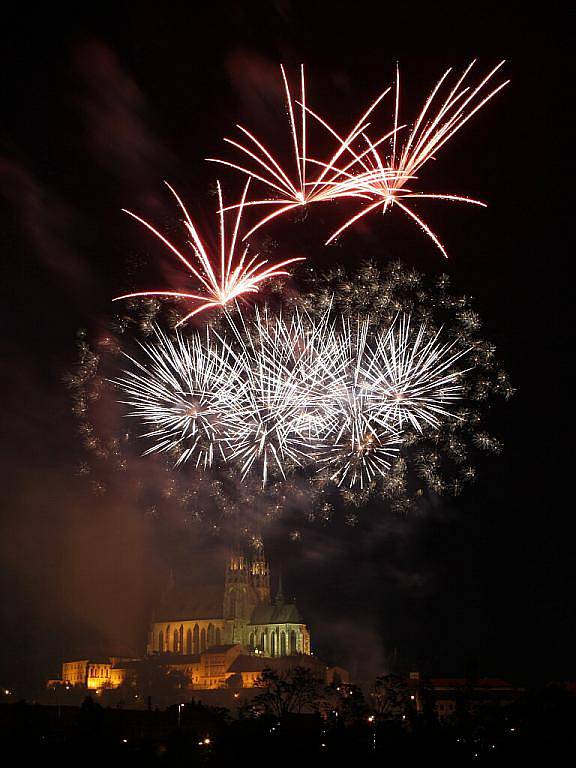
[408,671,523,718]
[50,545,344,694]
[60,658,137,690]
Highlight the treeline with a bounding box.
[3,668,574,764]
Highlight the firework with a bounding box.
[322,61,509,254]
[207,65,396,237]
[316,319,403,489]
[113,307,468,488]
[70,260,510,522]
[217,308,339,483]
[114,180,304,325]
[364,315,470,430]
[114,326,244,468]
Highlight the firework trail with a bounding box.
[207,65,396,237]
[114,180,304,325]
[208,61,506,256]
[113,308,469,489]
[321,61,509,254]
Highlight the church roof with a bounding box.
[155,585,223,621]
[228,654,268,673]
[249,602,303,625]
[202,644,238,655]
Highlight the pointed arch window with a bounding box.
[193,624,199,654]
[280,631,287,656]
[186,628,192,654]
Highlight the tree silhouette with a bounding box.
[372,674,410,720]
[251,666,322,718]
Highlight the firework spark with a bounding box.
[365,315,470,431]
[207,65,395,237]
[217,307,339,483]
[114,180,304,325]
[316,319,403,489]
[114,308,468,488]
[114,326,243,468]
[322,61,508,254]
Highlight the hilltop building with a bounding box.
[148,545,310,658]
[50,545,343,694]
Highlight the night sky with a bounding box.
[0,3,568,693]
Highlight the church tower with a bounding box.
[223,546,258,643]
[250,545,271,604]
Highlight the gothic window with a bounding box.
[215,627,221,645]
[271,632,276,657]
[280,631,287,656]
[166,625,171,650]
[186,628,192,654]
[262,631,267,654]
[200,627,207,652]
[290,630,297,654]
[193,624,199,654]
[207,623,215,647]
[179,625,184,653]
[173,628,179,653]
[158,630,164,653]
[249,632,255,648]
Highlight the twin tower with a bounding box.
[149,545,310,658]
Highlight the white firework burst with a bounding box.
[114,327,242,468]
[220,307,340,483]
[113,308,469,489]
[316,318,401,489]
[365,315,470,431]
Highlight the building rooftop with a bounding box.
[428,677,519,689]
[250,602,303,625]
[154,585,223,621]
[228,655,268,673]
[202,644,239,655]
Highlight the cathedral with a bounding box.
[147,546,311,659]
[52,545,342,695]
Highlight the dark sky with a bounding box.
[0,3,568,693]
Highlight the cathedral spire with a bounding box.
[251,539,271,604]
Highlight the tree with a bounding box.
[372,674,410,721]
[323,682,368,725]
[251,666,323,718]
[129,658,190,708]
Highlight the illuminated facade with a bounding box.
[61,658,135,690]
[54,546,318,693]
[147,546,311,659]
